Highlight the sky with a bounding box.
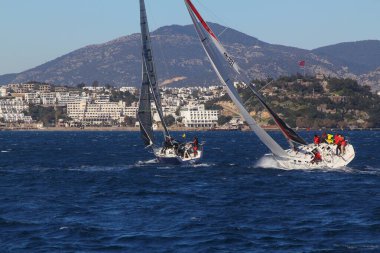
[0,0,379,75]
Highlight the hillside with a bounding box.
[1,23,379,90]
[312,40,380,75]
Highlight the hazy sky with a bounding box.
[0,0,379,75]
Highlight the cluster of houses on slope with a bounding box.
[0,83,224,129]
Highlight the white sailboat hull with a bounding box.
[275,143,355,169]
[154,146,203,165]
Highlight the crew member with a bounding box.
[321,132,327,143]
[311,149,322,163]
[326,133,334,144]
[313,135,321,145]
[161,136,173,153]
[334,134,342,155]
[192,136,199,156]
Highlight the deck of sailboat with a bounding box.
[154,147,203,165]
[277,143,355,169]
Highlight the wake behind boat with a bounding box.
[137,0,203,165]
[184,0,355,169]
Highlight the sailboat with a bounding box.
[137,0,203,165]
[184,0,355,169]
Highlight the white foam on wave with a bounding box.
[254,154,282,169]
[157,166,173,170]
[67,165,134,172]
[181,162,215,168]
[1,150,10,153]
[355,166,380,176]
[135,159,158,166]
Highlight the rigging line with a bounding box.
[143,58,171,138]
[258,79,275,92]
[193,0,236,39]
[193,0,254,84]
[218,27,229,38]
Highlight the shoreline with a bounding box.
[1,126,379,132]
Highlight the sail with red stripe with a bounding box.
[185,0,306,147]
[185,0,287,157]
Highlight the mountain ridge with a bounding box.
[1,23,379,91]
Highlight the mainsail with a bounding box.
[185,0,306,147]
[138,58,155,147]
[185,0,287,158]
[139,0,171,143]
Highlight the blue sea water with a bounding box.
[0,130,379,252]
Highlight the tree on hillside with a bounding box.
[164,115,176,126]
[92,80,99,88]
[218,115,232,126]
[77,83,86,89]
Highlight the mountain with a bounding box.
[312,40,380,75]
[1,23,379,90]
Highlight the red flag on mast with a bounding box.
[298,60,305,67]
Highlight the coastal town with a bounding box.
[0,81,223,130]
[0,74,379,130]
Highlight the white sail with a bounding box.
[185,0,287,158]
[185,0,306,148]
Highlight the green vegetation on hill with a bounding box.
[109,90,138,106]
[25,105,69,126]
[237,76,380,128]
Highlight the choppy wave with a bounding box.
[0,131,379,252]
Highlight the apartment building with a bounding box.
[180,104,219,128]
[0,99,31,122]
[67,100,126,125]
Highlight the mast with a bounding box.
[140,0,171,138]
[184,0,287,158]
[185,0,306,148]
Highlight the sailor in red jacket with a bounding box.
[313,135,321,145]
[334,134,343,155]
[192,136,199,156]
[311,149,322,163]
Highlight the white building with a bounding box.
[40,93,56,105]
[125,106,138,118]
[180,104,219,128]
[56,92,89,106]
[67,100,126,125]
[0,86,8,97]
[0,99,31,123]
[24,93,41,104]
[94,94,110,103]
[119,86,138,94]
